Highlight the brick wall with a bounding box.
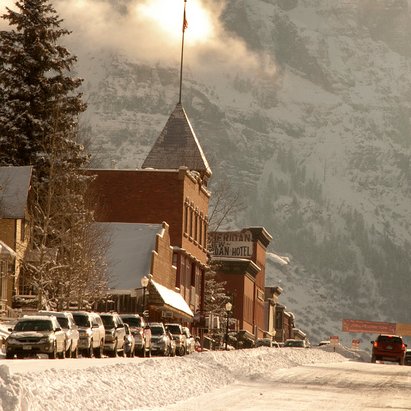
[90,168,209,265]
[151,223,176,290]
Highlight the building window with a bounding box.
[194,210,198,243]
[203,218,208,248]
[191,263,196,287]
[199,214,203,247]
[189,207,193,238]
[257,289,264,302]
[20,219,26,242]
[275,311,283,330]
[184,204,188,234]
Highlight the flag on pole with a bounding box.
[183,8,188,32]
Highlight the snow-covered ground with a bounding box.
[0,343,368,411]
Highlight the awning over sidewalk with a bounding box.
[148,279,194,321]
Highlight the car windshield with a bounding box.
[150,326,164,336]
[256,339,271,347]
[121,317,142,327]
[378,336,402,344]
[14,320,53,332]
[285,340,304,347]
[167,325,181,334]
[56,317,69,329]
[72,314,91,327]
[100,316,115,328]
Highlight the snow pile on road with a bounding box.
[0,346,356,411]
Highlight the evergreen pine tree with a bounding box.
[0,1,108,309]
[0,0,86,172]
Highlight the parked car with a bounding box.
[405,349,411,366]
[182,326,195,354]
[149,322,172,356]
[284,339,308,348]
[120,313,152,357]
[318,340,331,347]
[99,312,126,357]
[72,311,105,358]
[371,334,407,365]
[5,315,66,359]
[123,323,135,357]
[256,338,276,348]
[165,323,186,356]
[38,311,79,358]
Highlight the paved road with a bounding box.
[164,361,411,411]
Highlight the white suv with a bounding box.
[165,323,186,356]
[38,311,80,358]
[72,311,105,358]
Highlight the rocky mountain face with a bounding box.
[77,0,411,341]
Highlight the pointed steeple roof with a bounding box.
[142,103,212,181]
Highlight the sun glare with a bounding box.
[137,0,213,43]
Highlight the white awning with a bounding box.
[150,279,194,318]
[0,241,16,259]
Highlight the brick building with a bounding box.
[95,222,193,322]
[0,166,32,313]
[208,227,272,341]
[89,103,212,323]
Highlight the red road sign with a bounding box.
[342,319,396,334]
[330,336,339,346]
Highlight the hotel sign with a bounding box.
[209,230,253,258]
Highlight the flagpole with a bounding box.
[179,0,187,104]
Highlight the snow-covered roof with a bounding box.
[267,252,290,267]
[96,222,164,290]
[0,166,32,219]
[150,279,194,317]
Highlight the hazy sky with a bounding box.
[0,0,273,79]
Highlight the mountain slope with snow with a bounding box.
[55,0,411,339]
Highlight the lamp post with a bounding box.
[141,275,149,319]
[224,301,232,351]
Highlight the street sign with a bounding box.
[351,339,361,350]
[330,336,339,346]
[342,319,396,334]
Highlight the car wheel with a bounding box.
[371,355,376,363]
[65,341,71,358]
[109,340,118,358]
[6,352,14,359]
[94,340,104,358]
[86,342,94,358]
[139,344,145,358]
[71,346,79,359]
[16,353,25,359]
[49,343,57,359]
[179,346,185,356]
[59,344,66,359]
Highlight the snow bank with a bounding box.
[0,347,353,411]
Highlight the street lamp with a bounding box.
[225,301,232,351]
[141,275,149,318]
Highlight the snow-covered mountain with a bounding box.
[59,0,411,342]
